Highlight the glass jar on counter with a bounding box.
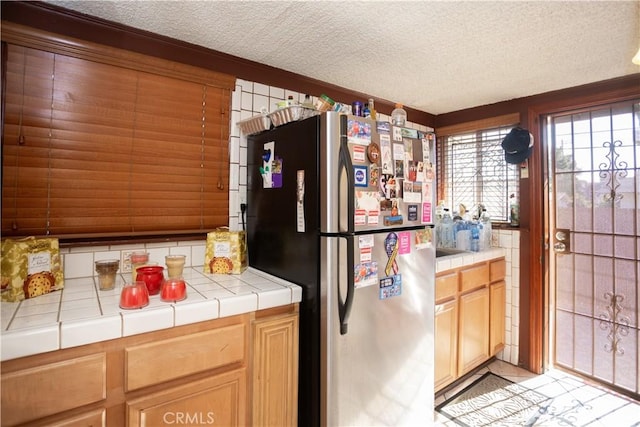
[95,259,119,291]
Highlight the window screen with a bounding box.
[437,125,520,222]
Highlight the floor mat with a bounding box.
[435,372,552,426]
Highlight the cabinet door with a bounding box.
[434,299,458,391]
[252,313,299,427]
[1,353,106,426]
[490,280,506,355]
[127,369,246,427]
[458,287,490,376]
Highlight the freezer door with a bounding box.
[321,229,435,426]
[319,113,436,235]
[336,115,437,234]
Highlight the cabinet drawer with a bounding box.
[125,323,245,391]
[490,258,506,282]
[55,409,106,427]
[459,263,489,293]
[1,353,106,426]
[435,272,457,301]
[127,368,247,427]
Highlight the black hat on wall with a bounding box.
[501,127,533,164]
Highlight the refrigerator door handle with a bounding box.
[338,114,355,234]
[337,234,355,335]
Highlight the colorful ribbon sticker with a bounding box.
[384,232,399,276]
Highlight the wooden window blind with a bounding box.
[2,35,233,239]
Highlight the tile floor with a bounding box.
[435,360,640,426]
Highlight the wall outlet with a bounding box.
[121,251,133,273]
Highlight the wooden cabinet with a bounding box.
[252,310,299,427]
[54,409,106,427]
[1,305,299,427]
[434,299,457,390]
[127,369,247,427]
[1,353,106,426]
[435,271,457,301]
[124,324,246,391]
[490,280,506,355]
[458,287,490,375]
[459,263,489,293]
[434,256,506,392]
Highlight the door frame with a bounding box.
[522,79,640,374]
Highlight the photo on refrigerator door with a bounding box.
[354,261,378,288]
[347,118,372,145]
[414,228,432,248]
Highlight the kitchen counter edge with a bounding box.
[435,247,507,273]
[0,267,302,362]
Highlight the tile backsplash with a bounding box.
[495,229,520,367]
[63,240,205,280]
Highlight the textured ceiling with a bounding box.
[45,0,640,114]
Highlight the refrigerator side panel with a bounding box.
[247,116,321,286]
[324,229,435,426]
[247,117,322,427]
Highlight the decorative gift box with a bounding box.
[1,237,64,302]
[204,228,248,275]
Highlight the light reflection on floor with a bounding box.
[435,360,640,426]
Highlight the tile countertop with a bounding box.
[0,267,302,362]
[435,247,506,273]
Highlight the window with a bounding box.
[2,25,235,239]
[437,120,520,222]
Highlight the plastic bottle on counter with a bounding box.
[441,208,454,248]
[470,221,480,252]
[391,103,407,126]
[435,214,442,247]
[455,220,470,251]
[435,201,445,220]
[479,208,492,250]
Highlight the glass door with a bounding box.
[546,100,639,396]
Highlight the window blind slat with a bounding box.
[2,42,231,237]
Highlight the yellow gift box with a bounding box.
[204,228,247,275]
[1,237,64,302]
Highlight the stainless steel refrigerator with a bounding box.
[247,111,435,426]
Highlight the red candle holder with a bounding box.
[119,281,150,309]
[161,278,187,302]
[135,265,164,295]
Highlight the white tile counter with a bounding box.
[435,247,506,273]
[0,267,302,361]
